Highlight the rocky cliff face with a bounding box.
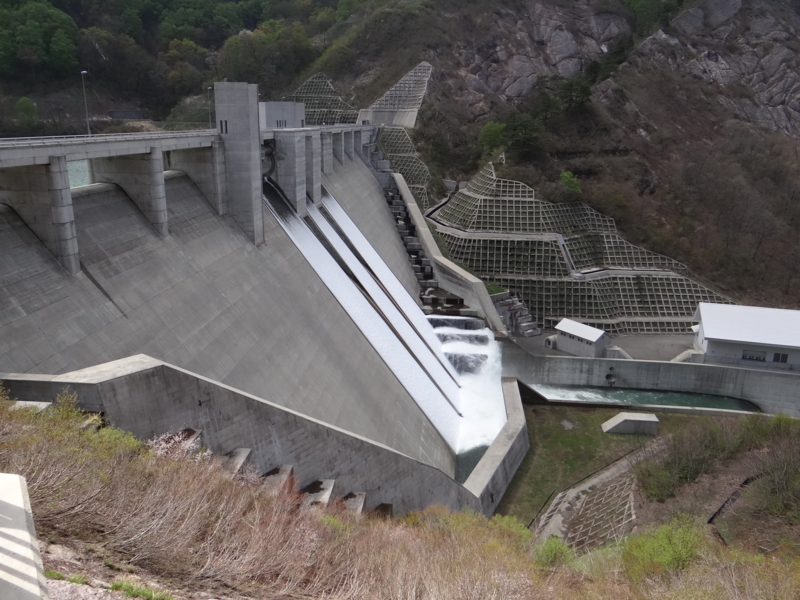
[441,1,631,118]
[427,0,799,137]
[632,0,800,136]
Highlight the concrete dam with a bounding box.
[0,80,527,515]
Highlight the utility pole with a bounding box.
[80,70,91,136]
[207,86,212,129]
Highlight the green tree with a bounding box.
[310,6,336,34]
[47,28,77,74]
[560,170,581,195]
[478,121,506,151]
[121,7,144,42]
[504,113,545,161]
[336,0,360,21]
[15,96,37,127]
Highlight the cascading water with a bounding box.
[429,316,506,460]
[263,179,506,468]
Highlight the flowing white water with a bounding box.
[305,201,461,405]
[263,189,462,450]
[320,192,461,382]
[432,318,507,450]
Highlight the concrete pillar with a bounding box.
[274,129,307,217]
[321,131,333,175]
[168,141,227,215]
[343,130,354,160]
[0,155,80,274]
[353,130,363,159]
[332,131,344,164]
[92,147,168,237]
[305,130,321,204]
[215,81,264,245]
[48,156,80,274]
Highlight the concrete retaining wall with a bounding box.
[0,474,49,600]
[2,355,527,516]
[393,174,507,334]
[502,342,800,416]
[464,377,530,514]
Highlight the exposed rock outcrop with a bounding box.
[631,0,800,135]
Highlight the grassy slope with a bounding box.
[497,404,692,522]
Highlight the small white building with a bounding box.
[693,303,800,370]
[259,102,305,129]
[551,318,609,358]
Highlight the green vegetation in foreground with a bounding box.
[5,385,800,598]
[496,405,694,522]
[44,570,64,580]
[111,580,174,600]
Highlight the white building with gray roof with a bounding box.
[693,303,800,370]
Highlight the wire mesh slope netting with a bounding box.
[430,161,731,331]
[284,73,358,125]
[378,126,433,208]
[434,163,616,234]
[369,62,433,110]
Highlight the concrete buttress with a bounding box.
[0,154,80,274]
[92,147,169,237]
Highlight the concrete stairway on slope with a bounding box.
[493,293,541,337]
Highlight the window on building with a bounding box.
[742,349,766,362]
[773,353,788,363]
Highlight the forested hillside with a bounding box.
[0,0,365,131]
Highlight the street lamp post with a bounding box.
[80,70,91,136]
[207,86,212,129]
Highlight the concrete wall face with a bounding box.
[92,148,169,237]
[322,155,420,298]
[332,132,344,163]
[273,130,307,215]
[0,174,456,472]
[259,102,305,129]
[321,132,333,175]
[703,339,800,370]
[215,82,263,244]
[2,358,528,517]
[0,157,80,274]
[305,132,321,204]
[393,174,507,333]
[502,344,800,417]
[168,143,227,215]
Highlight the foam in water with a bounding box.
[263,186,461,449]
[434,318,507,451]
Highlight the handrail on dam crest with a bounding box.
[0,129,218,147]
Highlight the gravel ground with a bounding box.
[47,581,122,600]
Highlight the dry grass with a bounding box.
[3,387,800,599]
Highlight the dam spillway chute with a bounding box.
[305,200,461,405]
[262,178,462,449]
[320,190,461,383]
[263,177,507,455]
